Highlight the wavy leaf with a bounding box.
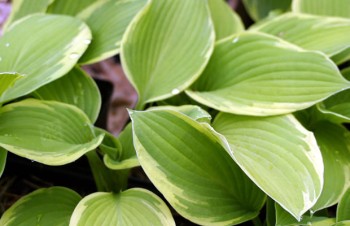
[0,14,91,103]
[32,66,101,123]
[0,187,81,226]
[78,0,147,64]
[121,0,215,106]
[292,0,350,18]
[251,13,350,57]
[70,188,175,226]
[130,109,266,225]
[186,32,350,116]
[0,99,104,165]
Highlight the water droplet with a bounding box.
[232,37,239,43]
[70,53,80,59]
[5,43,10,47]
[172,89,180,95]
[83,39,91,44]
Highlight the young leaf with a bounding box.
[208,0,244,41]
[242,0,292,21]
[0,187,81,226]
[292,0,350,18]
[77,0,147,64]
[0,73,24,97]
[32,66,101,123]
[311,122,350,212]
[130,109,266,225]
[251,13,350,57]
[213,113,323,220]
[0,14,91,103]
[0,99,104,165]
[0,147,7,178]
[3,0,53,31]
[186,32,350,116]
[46,0,96,16]
[70,188,175,226]
[121,0,215,107]
[337,187,350,222]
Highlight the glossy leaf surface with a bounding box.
[0,99,104,165]
[292,0,350,18]
[130,109,266,225]
[187,32,349,116]
[78,0,147,64]
[0,187,81,226]
[70,188,175,226]
[252,13,350,56]
[213,113,323,219]
[33,66,101,123]
[121,0,215,106]
[0,14,91,103]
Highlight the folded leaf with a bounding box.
[242,0,291,21]
[70,188,175,226]
[208,0,244,40]
[0,14,91,103]
[186,32,350,116]
[292,0,350,18]
[78,0,147,64]
[0,99,104,165]
[121,0,215,107]
[33,66,101,123]
[251,13,350,56]
[337,187,350,222]
[130,109,266,225]
[213,113,323,220]
[0,187,81,226]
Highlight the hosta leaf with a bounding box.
[121,0,215,106]
[311,122,350,211]
[3,0,53,31]
[0,147,6,178]
[78,0,147,64]
[46,0,96,16]
[0,73,24,97]
[102,124,139,170]
[32,66,101,123]
[0,14,91,103]
[251,13,350,57]
[70,188,175,226]
[186,32,350,116]
[337,187,350,222]
[332,47,350,65]
[130,109,266,225]
[0,99,104,165]
[242,0,291,21]
[334,221,350,226]
[0,187,81,226]
[292,0,350,18]
[208,0,244,41]
[213,113,323,220]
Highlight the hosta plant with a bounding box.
[1,0,350,225]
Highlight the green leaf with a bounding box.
[213,113,323,220]
[0,147,7,178]
[251,13,350,57]
[332,47,350,65]
[130,109,266,225]
[46,0,96,16]
[334,221,350,226]
[186,32,350,116]
[292,0,350,18]
[121,0,215,107]
[148,105,212,123]
[101,124,140,170]
[70,188,175,226]
[208,0,244,41]
[337,187,350,222]
[32,66,101,123]
[242,0,291,21]
[0,99,104,165]
[77,0,147,64]
[311,122,350,211]
[0,14,91,103]
[3,0,54,31]
[0,73,24,97]
[0,187,81,226]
